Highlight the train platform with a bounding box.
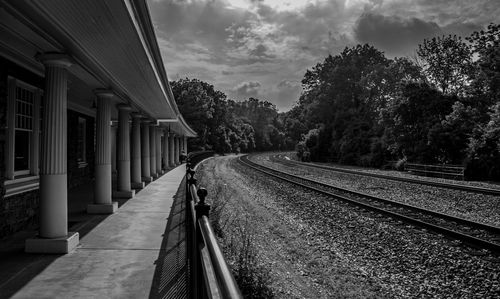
[0,164,189,299]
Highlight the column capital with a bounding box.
[36,52,72,68]
[131,112,143,118]
[117,104,133,111]
[141,119,152,124]
[94,89,114,98]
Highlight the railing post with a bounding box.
[186,166,196,200]
[195,187,210,218]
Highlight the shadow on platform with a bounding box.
[0,178,136,298]
[149,179,191,299]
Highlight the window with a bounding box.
[77,117,87,166]
[14,86,35,175]
[5,77,42,195]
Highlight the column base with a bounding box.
[113,190,135,199]
[25,232,79,254]
[152,173,160,179]
[87,202,118,214]
[142,176,153,183]
[131,182,145,189]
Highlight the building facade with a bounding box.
[0,0,196,253]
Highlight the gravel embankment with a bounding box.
[197,155,500,299]
[282,151,500,190]
[251,153,500,227]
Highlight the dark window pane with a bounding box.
[14,130,30,171]
[77,117,86,162]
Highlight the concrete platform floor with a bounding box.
[0,164,189,299]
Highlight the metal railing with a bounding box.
[186,157,243,299]
[405,162,465,180]
[187,151,215,168]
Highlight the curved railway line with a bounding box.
[270,154,500,196]
[238,154,500,254]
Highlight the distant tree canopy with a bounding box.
[171,78,284,153]
[289,23,500,180]
[174,23,500,180]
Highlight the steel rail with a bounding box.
[271,154,500,196]
[239,155,500,253]
[268,155,500,233]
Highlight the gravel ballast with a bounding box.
[252,153,500,227]
[196,155,500,298]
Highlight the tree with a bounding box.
[171,78,215,149]
[172,78,285,153]
[232,98,282,151]
[297,45,390,161]
[379,82,456,162]
[417,35,473,95]
[466,103,500,179]
[467,23,500,102]
[427,102,481,164]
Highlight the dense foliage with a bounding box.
[290,23,500,180]
[173,23,500,180]
[171,78,286,153]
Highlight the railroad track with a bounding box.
[238,154,500,254]
[269,154,500,196]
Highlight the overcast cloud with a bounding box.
[148,0,499,111]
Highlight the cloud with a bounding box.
[148,0,255,64]
[148,0,500,112]
[354,12,442,57]
[233,81,261,97]
[272,80,302,111]
[441,22,482,37]
[277,79,297,90]
[249,44,274,59]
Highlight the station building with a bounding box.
[0,0,196,253]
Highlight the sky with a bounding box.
[147,0,500,112]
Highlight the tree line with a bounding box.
[171,78,288,154]
[173,23,500,180]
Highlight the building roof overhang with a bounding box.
[1,0,196,137]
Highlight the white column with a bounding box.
[175,136,180,165]
[183,136,188,154]
[111,124,117,174]
[156,127,162,174]
[162,129,169,170]
[114,104,134,198]
[169,133,175,167]
[149,124,157,178]
[131,113,144,189]
[26,53,79,254]
[179,136,182,164]
[87,90,117,214]
[141,119,152,182]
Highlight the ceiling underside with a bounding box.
[0,0,196,137]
